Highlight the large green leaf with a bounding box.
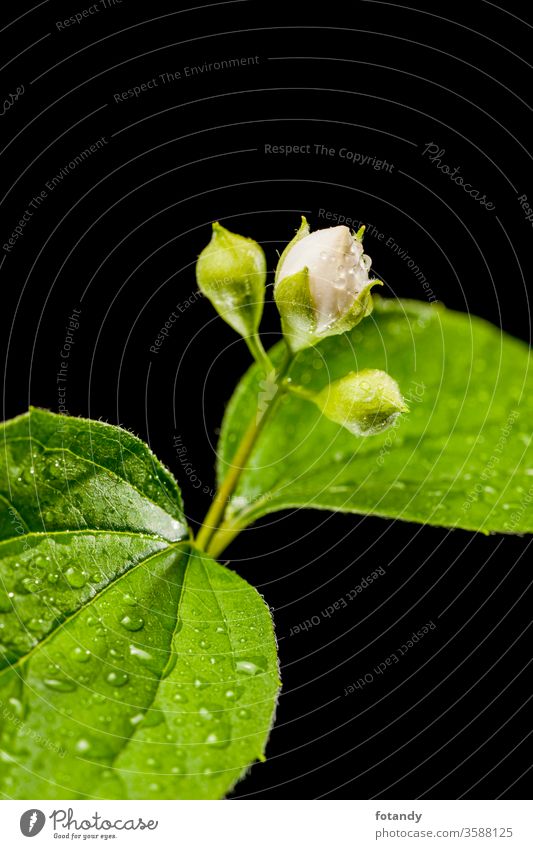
[217,298,533,536]
[0,410,279,799]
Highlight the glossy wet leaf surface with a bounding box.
[218,298,533,535]
[0,410,279,799]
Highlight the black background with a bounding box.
[1,0,532,799]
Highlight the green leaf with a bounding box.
[217,298,533,536]
[0,410,279,799]
[0,407,186,543]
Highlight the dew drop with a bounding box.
[236,656,268,676]
[65,567,87,589]
[199,706,213,721]
[122,593,137,606]
[129,644,152,662]
[74,736,113,760]
[26,618,45,632]
[16,576,40,595]
[32,554,48,569]
[70,647,91,663]
[205,731,231,749]
[106,671,129,687]
[43,677,77,693]
[225,688,242,701]
[120,614,144,632]
[8,697,24,719]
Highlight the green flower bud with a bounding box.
[312,369,407,436]
[196,222,266,339]
[274,218,381,351]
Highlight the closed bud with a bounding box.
[274,218,381,351]
[313,369,407,436]
[196,222,266,339]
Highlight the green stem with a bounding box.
[206,381,315,558]
[283,381,316,403]
[245,333,274,373]
[206,523,244,559]
[195,345,292,553]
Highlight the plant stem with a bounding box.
[283,381,316,403]
[206,523,243,559]
[195,346,292,553]
[206,382,316,557]
[245,333,274,373]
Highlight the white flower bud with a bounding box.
[274,219,380,351]
[278,225,370,331]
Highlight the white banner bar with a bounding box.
[1,800,533,848]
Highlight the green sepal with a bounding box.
[273,268,316,352]
[275,273,382,353]
[323,279,383,337]
[274,216,310,286]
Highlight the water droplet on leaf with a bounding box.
[129,644,152,662]
[43,677,77,693]
[120,614,144,632]
[236,656,267,676]
[65,567,86,589]
[106,671,129,687]
[71,647,91,663]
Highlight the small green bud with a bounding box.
[196,222,266,339]
[313,369,407,436]
[274,218,381,352]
